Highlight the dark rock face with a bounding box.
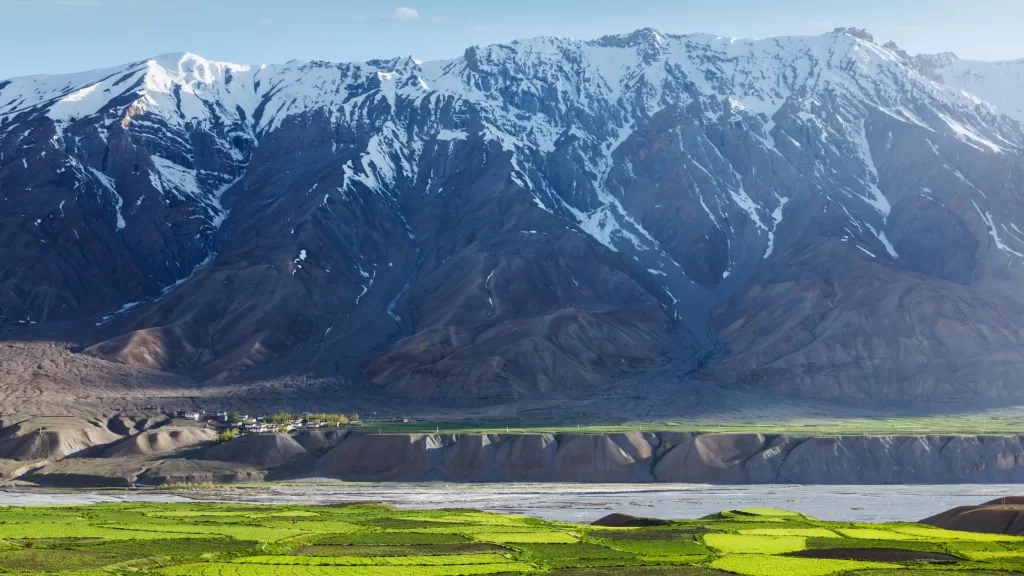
[591,513,670,527]
[922,502,1024,535]
[14,430,1024,486]
[312,433,1024,484]
[3,30,1024,405]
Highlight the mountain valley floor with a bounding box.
[1,500,1024,575]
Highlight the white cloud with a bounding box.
[260,17,273,27]
[388,7,419,21]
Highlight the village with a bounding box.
[174,409,414,437]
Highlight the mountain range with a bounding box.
[2,26,1024,414]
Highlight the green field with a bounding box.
[361,411,1024,436]
[1,503,1024,574]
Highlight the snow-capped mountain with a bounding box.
[912,52,1024,123]
[3,27,1024,404]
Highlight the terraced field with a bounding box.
[0,503,1023,574]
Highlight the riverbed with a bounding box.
[2,483,1018,523]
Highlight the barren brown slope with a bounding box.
[922,503,1024,535]
[99,427,218,458]
[0,417,121,461]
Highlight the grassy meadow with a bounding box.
[365,412,1024,436]
[0,503,1023,574]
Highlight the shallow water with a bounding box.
[2,483,1019,523]
[0,492,192,507]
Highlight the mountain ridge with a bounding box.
[3,26,1024,412]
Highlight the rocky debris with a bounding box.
[204,433,306,468]
[591,513,670,527]
[0,417,121,461]
[921,501,1024,534]
[0,338,202,419]
[98,427,218,458]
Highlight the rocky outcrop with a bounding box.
[653,434,766,483]
[552,433,655,482]
[495,434,559,481]
[310,432,1024,484]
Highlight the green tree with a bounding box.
[217,428,240,443]
[267,412,292,424]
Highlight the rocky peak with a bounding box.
[832,27,875,43]
[593,27,669,48]
[591,27,672,64]
[881,41,911,61]
[910,51,961,80]
[366,56,422,75]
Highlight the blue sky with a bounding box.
[2,0,1022,79]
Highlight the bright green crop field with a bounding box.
[365,412,1024,436]
[1,503,1023,575]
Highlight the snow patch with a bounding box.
[973,200,1023,258]
[436,129,468,140]
[764,196,789,258]
[87,168,125,230]
[938,113,1004,153]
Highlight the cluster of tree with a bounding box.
[265,411,296,424]
[217,428,240,443]
[305,412,361,426]
[222,411,361,428]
